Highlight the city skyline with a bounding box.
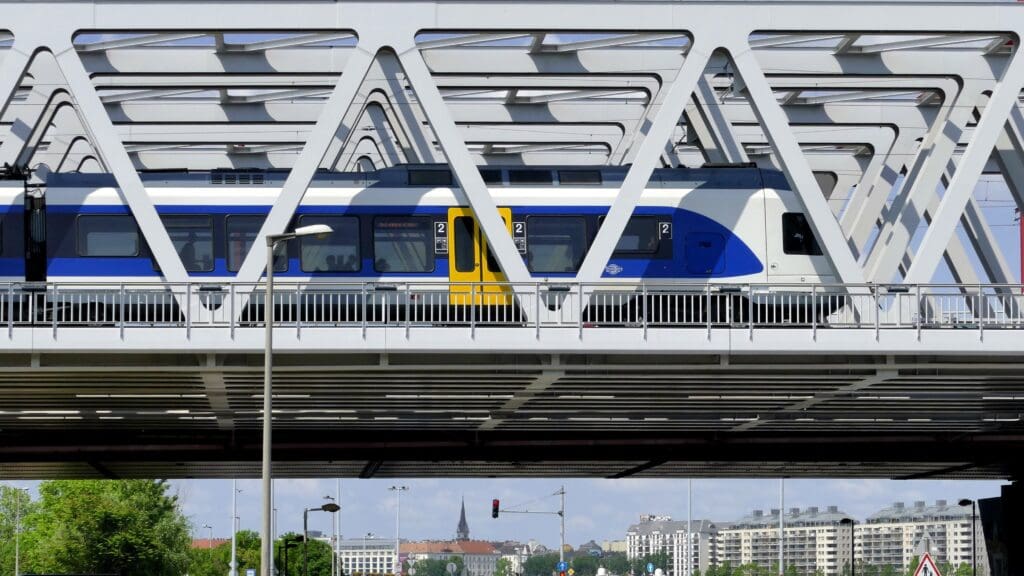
[6,478,998,549]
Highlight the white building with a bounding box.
[401,541,501,576]
[716,506,853,576]
[626,515,718,576]
[493,541,532,576]
[856,500,988,575]
[338,537,399,576]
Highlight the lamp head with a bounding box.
[958,498,974,507]
[294,223,333,240]
[322,502,341,513]
[839,518,853,525]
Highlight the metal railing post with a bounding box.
[186,282,192,340]
[361,283,368,338]
[705,283,712,340]
[748,285,754,340]
[470,283,476,339]
[535,283,541,339]
[642,282,648,340]
[230,283,236,338]
[915,284,922,341]
[119,283,126,340]
[978,284,984,341]
[51,284,58,338]
[811,285,817,341]
[873,286,880,340]
[405,284,411,339]
[578,283,584,339]
[7,283,13,338]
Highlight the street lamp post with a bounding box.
[839,518,855,576]
[958,499,977,576]
[364,532,375,576]
[261,223,333,576]
[389,486,409,575]
[304,502,342,576]
[283,537,303,576]
[203,524,214,548]
[232,480,243,576]
[324,495,338,576]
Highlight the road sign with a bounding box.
[557,562,569,572]
[646,563,655,574]
[246,569,256,576]
[913,554,943,576]
[568,569,575,576]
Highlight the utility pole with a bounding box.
[558,486,565,564]
[231,479,241,576]
[778,479,784,576]
[336,479,342,576]
[687,480,692,576]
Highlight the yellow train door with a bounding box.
[447,207,512,305]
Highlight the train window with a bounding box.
[162,215,214,272]
[480,169,503,184]
[509,170,553,185]
[782,213,822,255]
[526,216,587,273]
[558,170,602,185]
[299,216,361,272]
[408,169,453,186]
[453,216,476,273]
[77,215,140,257]
[226,215,287,273]
[614,216,660,254]
[373,216,434,273]
[0,219,3,254]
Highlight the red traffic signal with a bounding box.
[492,499,500,518]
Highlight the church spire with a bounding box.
[456,497,470,540]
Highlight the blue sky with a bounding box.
[12,477,1002,547]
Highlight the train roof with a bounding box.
[45,164,792,191]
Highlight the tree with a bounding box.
[629,552,670,576]
[20,479,191,576]
[187,541,231,576]
[273,532,334,576]
[524,553,560,576]
[0,486,36,576]
[602,553,631,576]
[496,558,513,576]
[571,554,599,576]
[906,557,920,576]
[411,556,466,576]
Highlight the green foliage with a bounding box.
[496,557,513,576]
[601,553,631,576]
[187,541,231,576]
[19,479,191,576]
[273,532,335,576]
[410,556,466,576]
[571,554,600,576]
[906,557,920,576]
[523,553,560,576]
[628,552,670,576]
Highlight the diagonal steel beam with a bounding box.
[577,42,711,281]
[728,40,866,285]
[54,46,189,282]
[76,32,208,52]
[906,49,1024,283]
[397,44,531,282]
[0,42,34,162]
[233,45,376,287]
[864,80,982,282]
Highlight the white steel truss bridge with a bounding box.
[0,0,1024,480]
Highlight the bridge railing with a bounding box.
[2,282,1023,335]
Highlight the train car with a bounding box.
[42,165,833,286]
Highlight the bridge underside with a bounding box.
[1,350,1021,480]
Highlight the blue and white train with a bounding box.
[4,165,832,291]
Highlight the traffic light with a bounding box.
[492,499,500,518]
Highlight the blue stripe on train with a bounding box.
[44,204,763,279]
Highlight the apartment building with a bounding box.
[716,506,853,576]
[626,515,719,576]
[338,537,399,576]
[857,500,987,575]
